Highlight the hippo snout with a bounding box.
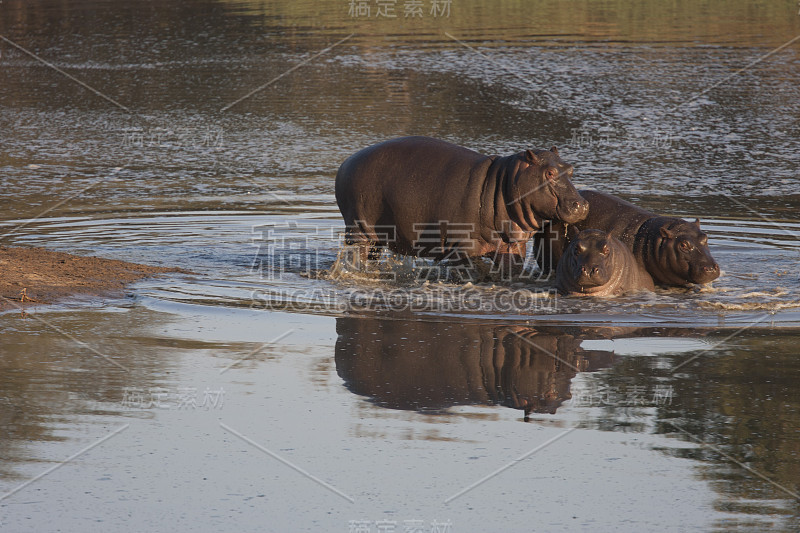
[571,199,589,218]
[580,265,600,277]
[692,262,720,284]
[558,197,589,224]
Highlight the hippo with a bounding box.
[556,229,655,297]
[335,136,588,273]
[535,190,720,286]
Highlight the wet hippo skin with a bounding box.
[556,229,655,297]
[535,190,720,287]
[335,136,588,271]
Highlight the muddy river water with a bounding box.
[1,1,800,531]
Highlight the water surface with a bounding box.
[1,1,800,531]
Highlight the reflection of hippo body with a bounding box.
[334,317,614,416]
[335,136,588,269]
[535,190,720,286]
[556,229,655,297]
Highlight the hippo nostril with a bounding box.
[571,201,587,214]
[704,264,719,273]
[591,267,599,276]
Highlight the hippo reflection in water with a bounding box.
[335,317,615,417]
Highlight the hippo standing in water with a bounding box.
[556,229,655,296]
[535,190,720,286]
[335,136,588,272]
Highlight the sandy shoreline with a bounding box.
[0,245,186,310]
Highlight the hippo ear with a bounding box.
[660,226,675,239]
[694,218,701,228]
[550,146,560,157]
[525,149,540,165]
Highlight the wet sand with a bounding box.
[0,245,186,310]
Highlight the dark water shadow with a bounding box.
[334,316,689,417]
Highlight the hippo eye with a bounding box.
[679,240,694,253]
[545,168,558,181]
[601,244,609,255]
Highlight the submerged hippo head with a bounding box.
[557,228,655,296]
[644,217,720,286]
[506,146,588,230]
[559,229,616,293]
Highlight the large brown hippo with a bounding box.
[535,190,720,286]
[556,229,655,296]
[335,136,588,272]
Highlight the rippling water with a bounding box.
[1,1,799,531]
[4,211,798,325]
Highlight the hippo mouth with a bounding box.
[571,282,608,296]
[689,263,721,284]
[577,279,608,292]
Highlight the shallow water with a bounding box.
[1,0,800,531]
